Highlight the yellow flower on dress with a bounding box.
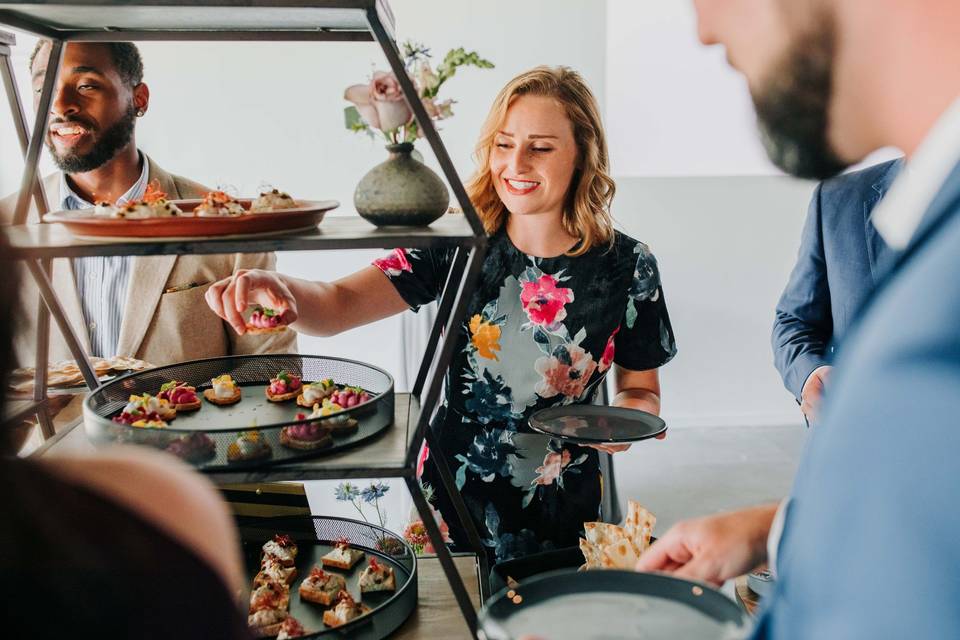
[469,314,502,360]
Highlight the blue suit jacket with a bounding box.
[754,158,960,638]
[772,159,903,399]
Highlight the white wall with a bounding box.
[613,175,815,428]
[606,0,776,176]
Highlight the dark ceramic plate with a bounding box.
[528,405,666,444]
[478,569,749,640]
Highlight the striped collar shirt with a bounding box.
[63,153,150,358]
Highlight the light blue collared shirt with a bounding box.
[64,153,150,358]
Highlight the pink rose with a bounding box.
[345,71,414,133]
[520,274,574,327]
[373,248,413,277]
[599,326,620,372]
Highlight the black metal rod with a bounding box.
[364,7,487,239]
[2,45,49,216]
[405,243,485,469]
[25,260,99,389]
[4,36,57,440]
[61,29,373,42]
[424,425,490,594]
[0,398,48,431]
[412,246,467,398]
[404,475,478,635]
[13,39,62,225]
[33,262,55,439]
[0,12,59,39]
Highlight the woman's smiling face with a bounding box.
[489,94,579,218]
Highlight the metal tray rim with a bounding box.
[246,514,419,639]
[83,352,395,433]
[479,567,748,640]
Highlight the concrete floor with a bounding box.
[610,424,809,533]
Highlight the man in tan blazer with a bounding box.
[3,41,295,371]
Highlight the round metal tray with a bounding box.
[83,354,394,470]
[528,405,667,444]
[479,569,749,640]
[242,516,417,639]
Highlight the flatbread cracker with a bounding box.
[580,500,656,571]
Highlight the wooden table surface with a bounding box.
[392,554,481,639]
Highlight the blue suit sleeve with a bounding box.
[772,184,833,400]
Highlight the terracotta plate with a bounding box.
[43,198,339,239]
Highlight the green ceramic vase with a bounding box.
[354,142,450,226]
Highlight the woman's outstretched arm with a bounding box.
[206,265,409,337]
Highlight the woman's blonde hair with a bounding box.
[466,66,616,255]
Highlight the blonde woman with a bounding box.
[206,67,676,563]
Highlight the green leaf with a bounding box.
[435,47,495,90]
[344,106,369,133]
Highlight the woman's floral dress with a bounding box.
[374,228,676,564]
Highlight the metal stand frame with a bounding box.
[1,3,491,634]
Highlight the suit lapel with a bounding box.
[114,155,180,357]
[848,157,960,346]
[115,254,177,358]
[49,257,92,354]
[863,158,904,283]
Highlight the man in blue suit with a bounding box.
[772,158,902,422]
[638,1,960,636]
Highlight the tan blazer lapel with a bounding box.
[114,156,181,358]
[49,257,91,356]
[144,155,180,196]
[115,254,178,358]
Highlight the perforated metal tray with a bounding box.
[83,354,394,470]
[240,516,417,639]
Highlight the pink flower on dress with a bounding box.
[532,449,572,486]
[534,344,598,399]
[599,326,620,372]
[520,274,574,327]
[373,248,413,277]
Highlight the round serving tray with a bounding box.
[528,405,667,444]
[478,569,749,640]
[82,354,394,470]
[43,198,338,239]
[241,515,417,639]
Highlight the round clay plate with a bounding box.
[44,198,339,239]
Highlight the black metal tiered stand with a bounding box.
[0,2,489,635]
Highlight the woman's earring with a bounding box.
[136,109,145,117]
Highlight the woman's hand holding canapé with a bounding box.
[206,269,298,336]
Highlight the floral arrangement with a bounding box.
[334,480,390,528]
[344,41,494,143]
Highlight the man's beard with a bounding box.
[751,17,849,180]
[47,103,137,174]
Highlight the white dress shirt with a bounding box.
[872,95,960,248]
[63,153,150,358]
